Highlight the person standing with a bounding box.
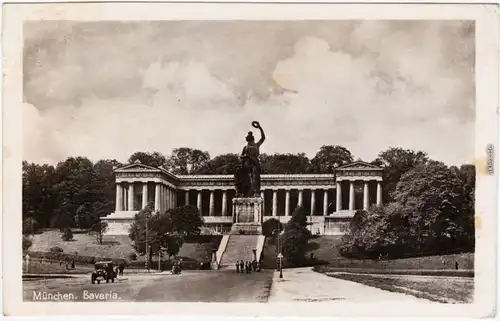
[240,260,244,273]
[236,261,240,273]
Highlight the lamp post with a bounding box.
[273,227,283,278]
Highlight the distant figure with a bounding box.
[239,260,244,273]
[252,260,257,272]
[256,262,261,272]
[119,262,125,276]
[236,261,240,273]
[455,261,459,270]
[71,259,75,269]
[200,262,204,270]
[247,261,251,274]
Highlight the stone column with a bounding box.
[298,189,303,207]
[349,181,355,211]
[323,190,328,216]
[142,183,148,209]
[185,190,190,205]
[165,186,172,209]
[128,183,135,211]
[155,183,161,212]
[377,182,382,206]
[363,181,369,210]
[197,190,202,214]
[122,187,127,211]
[209,190,215,216]
[285,190,290,216]
[260,191,265,214]
[272,190,278,217]
[222,190,227,216]
[336,181,342,212]
[115,184,122,211]
[310,189,316,216]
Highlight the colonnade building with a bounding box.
[103,160,383,236]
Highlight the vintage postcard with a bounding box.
[2,1,499,317]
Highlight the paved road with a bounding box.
[23,270,273,302]
[268,268,431,302]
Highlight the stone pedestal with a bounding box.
[230,197,263,235]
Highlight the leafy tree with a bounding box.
[165,148,210,174]
[168,205,204,237]
[51,157,95,229]
[392,161,471,251]
[287,206,309,228]
[310,145,354,173]
[281,206,311,263]
[22,161,56,228]
[128,207,156,255]
[262,218,283,237]
[260,153,312,174]
[129,206,185,259]
[23,235,33,254]
[196,153,240,174]
[374,147,429,202]
[89,220,108,244]
[128,151,167,168]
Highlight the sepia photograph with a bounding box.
[2,2,498,317]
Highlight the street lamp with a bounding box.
[272,227,283,279]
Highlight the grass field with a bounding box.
[329,273,474,303]
[30,229,219,264]
[23,258,94,274]
[315,252,474,271]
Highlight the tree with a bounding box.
[51,157,96,229]
[169,205,204,237]
[196,154,240,174]
[22,161,56,228]
[165,148,210,175]
[128,151,167,168]
[128,207,156,255]
[260,153,312,174]
[392,161,471,251]
[374,147,429,202]
[262,218,283,237]
[89,220,108,244]
[128,206,185,259]
[281,206,312,263]
[310,145,354,173]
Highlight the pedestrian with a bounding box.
[236,261,240,273]
[119,262,125,276]
[247,261,251,274]
[252,260,257,272]
[239,260,244,273]
[256,261,261,272]
[455,261,459,270]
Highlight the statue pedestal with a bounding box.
[231,197,263,235]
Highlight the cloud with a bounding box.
[22,21,475,166]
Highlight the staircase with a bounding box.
[219,235,258,268]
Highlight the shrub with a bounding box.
[23,235,33,254]
[262,218,283,237]
[61,228,73,241]
[49,246,64,253]
[128,252,137,261]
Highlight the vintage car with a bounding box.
[91,261,116,284]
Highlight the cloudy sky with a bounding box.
[23,20,475,166]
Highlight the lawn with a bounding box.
[329,273,474,303]
[23,257,94,275]
[315,252,474,271]
[30,229,220,265]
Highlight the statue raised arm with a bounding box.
[252,121,265,147]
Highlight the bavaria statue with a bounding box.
[234,121,266,197]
